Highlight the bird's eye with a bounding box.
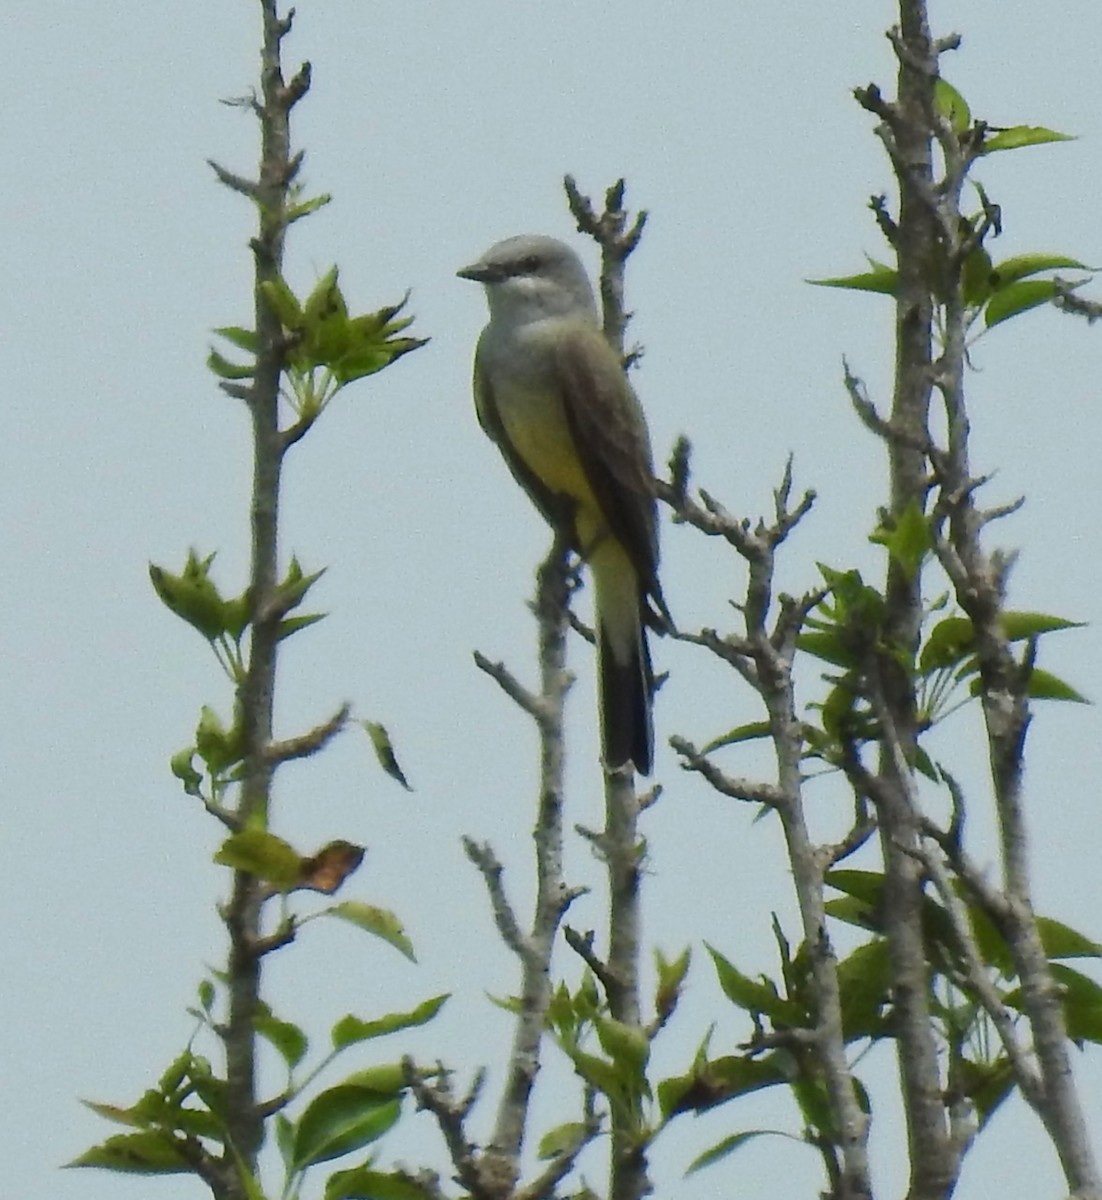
[520,255,542,273]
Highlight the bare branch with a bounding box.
[264,703,349,763]
[563,925,616,995]
[463,837,527,958]
[1053,278,1102,324]
[909,837,1045,1108]
[403,1060,487,1198]
[473,650,552,722]
[252,916,296,957]
[563,175,647,360]
[672,626,758,685]
[670,736,786,808]
[482,533,582,1186]
[821,802,877,868]
[207,158,260,199]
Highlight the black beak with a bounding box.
[457,262,503,283]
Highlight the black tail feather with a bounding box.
[599,618,654,775]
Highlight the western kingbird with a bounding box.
[458,234,664,775]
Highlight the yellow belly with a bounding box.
[496,380,638,665]
[498,382,597,508]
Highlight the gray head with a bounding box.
[457,234,599,326]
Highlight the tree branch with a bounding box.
[220,0,308,1180]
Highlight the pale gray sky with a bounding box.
[5,3,1101,1198]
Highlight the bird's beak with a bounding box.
[457,261,501,284]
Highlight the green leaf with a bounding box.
[149,550,227,641]
[198,978,216,1014]
[169,1103,226,1143]
[1001,611,1086,640]
[545,981,579,1035]
[830,874,961,974]
[332,350,392,384]
[1046,964,1102,1008]
[291,1087,400,1172]
[341,1063,408,1096]
[913,744,940,782]
[824,896,879,935]
[288,192,332,225]
[67,1131,191,1174]
[955,1056,1015,1128]
[259,276,304,329]
[792,1074,835,1140]
[362,722,413,791]
[991,254,1093,288]
[279,557,326,612]
[701,721,771,753]
[275,1114,295,1168]
[797,630,857,669]
[1038,917,1102,959]
[303,266,345,324]
[229,1152,270,1200]
[277,613,327,642]
[294,290,430,383]
[920,616,975,673]
[708,945,803,1024]
[1059,998,1102,1046]
[657,1054,786,1119]
[961,241,995,307]
[870,499,932,582]
[207,349,255,381]
[185,1056,228,1121]
[486,991,524,1015]
[223,592,251,642]
[808,267,897,295]
[577,971,601,1019]
[982,125,1075,154]
[825,870,884,905]
[330,994,449,1050]
[964,896,1014,977]
[537,1121,590,1160]
[1026,669,1089,703]
[214,829,303,888]
[213,325,259,353]
[162,1050,197,1095]
[81,1099,146,1129]
[341,345,429,385]
[325,1166,434,1200]
[565,1049,631,1113]
[984,278,1064,328]
[299,273,355,369]
[594,1015,650,1075]
[816,564,884,625]
[934,79,971,133]
[170,748,203,797]
[195,705,244,774]
[920,610,1082,675]
[836,940,893,1041]
[1007,965,1102,1045]
[655,946,692,1020]
[255,1005,308,1069]
[819,680,865,741]
[327,901,417,960]
[686,1129,785,1176]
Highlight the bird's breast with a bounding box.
[489,335,596,507]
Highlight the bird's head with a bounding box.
[458,234,599,326]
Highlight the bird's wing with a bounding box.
[473,333,575,535]
[553,326,662,607]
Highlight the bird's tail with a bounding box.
[598,614,653,775]
[592,541,654,775]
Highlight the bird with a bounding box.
[457,234,664,775]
